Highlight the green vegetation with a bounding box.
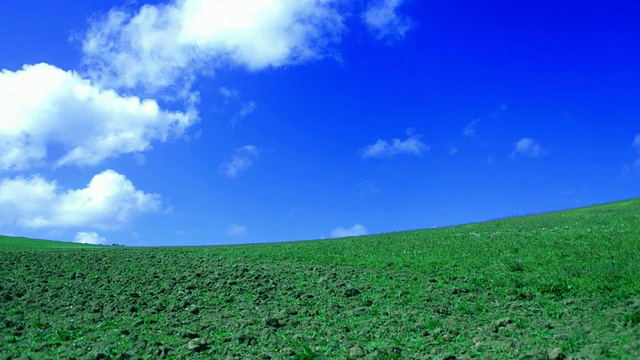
[0,236,97,250]
[1,199,639,359]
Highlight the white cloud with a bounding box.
[462,119,480,139]
[238,101,256,119]
[220,145,259,178]
[74,231,107,245]
[82,0,346,92]
[511,138,546,159]
[226,224,247,236]
[219,86,239,100]
[331,224,368,238]
[361,131,428,159]
[633,134,640,153]
[0,170,162,230]
[363,0,412,41]
[0,63,197,171]
[231,100,257,127]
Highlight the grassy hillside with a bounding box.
[0,235,97,250]
[210,198,640,297]
[1,199,639,359]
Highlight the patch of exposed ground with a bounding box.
[1,248,638,359]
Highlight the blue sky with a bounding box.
[0,0,638,246]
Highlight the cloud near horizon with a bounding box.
[0,170,162,230]
[74,231,107,245]
[331,224,368,238]
[0,63,197,171]
[226,224,247,236]
[361,131,429,159]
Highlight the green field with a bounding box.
[1,199,639,359]
[0,236,98,250]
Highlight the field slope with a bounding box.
[0,236,97,250]
[1,199,639,359]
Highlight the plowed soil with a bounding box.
[1,247,639,359]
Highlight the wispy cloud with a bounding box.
[363,0,413,42]
[511,138,546,159]
[220,145,259,178]
[623,134,640,177]
[0,170,162,230]
[462,119,481,139]
[231,100,256,127]
[331,224,368,238]
[491,103,508,117]
[226,224,247,236]
[218,87,256,127]
[238,101,256,119]
[74,232,107,245]
[361,130,429,159]
[219,86,239,100]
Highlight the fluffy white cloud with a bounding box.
[363,0,412,41]
[82,0,346,92]
[511,138,546,159]
[331,224,368,238]
[220,145,259,178]
[0,63,197,171]
[226,224,247,236]
[74,231,107,245]
[0,170,162,230]
[361,131,428,159]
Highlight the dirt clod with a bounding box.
[2,248,638,359]
[187,338,208,352]
[265,318,284,328]
[238,333,257,345]
[349,346,365,358]
[492,317,512,332]
[180,330,199,339]
[547,348,566,360]
[345,287,361,297]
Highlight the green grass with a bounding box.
[203,198,640,297]
[1,198,639,359]
[0,235,97,250]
